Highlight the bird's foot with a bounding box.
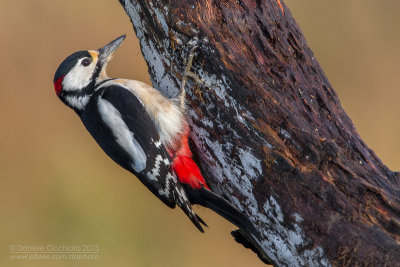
[176,38,213,107]
[186,71,212,88]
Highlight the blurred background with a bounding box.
[0,1,399,266]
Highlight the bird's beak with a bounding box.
[98,34,126,65]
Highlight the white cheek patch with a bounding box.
[62,58,96,91]
[98,97,147,172]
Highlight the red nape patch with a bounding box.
[54,76,64,96]
[172,156,210,190]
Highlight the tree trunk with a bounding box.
[118,0,400,266]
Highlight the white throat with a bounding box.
[64,95,90,110]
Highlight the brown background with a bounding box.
[0,1,399,266]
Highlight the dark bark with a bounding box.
[118,0,400,266]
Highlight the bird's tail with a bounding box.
[172,185,207,233]
[185,186,272,265]
[184,186,255,233]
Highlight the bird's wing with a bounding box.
[98,85,204,231]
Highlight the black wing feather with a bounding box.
[84,84,203,231]
[100,85,175,206]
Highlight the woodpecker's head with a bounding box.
[53,35,125,110]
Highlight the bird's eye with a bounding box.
[81,58,92,67]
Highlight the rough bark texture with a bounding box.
[119,0,400,266]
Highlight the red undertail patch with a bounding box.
[171,134,210,190]
[172,156,209,189]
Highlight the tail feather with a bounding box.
[184,186,256,233]
[169,129,269,262]
[196,214,208,228]
[185,186,272,264]
[172,186,205,232]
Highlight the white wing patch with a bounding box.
[146,155,165,181]
[157,172,177,197]
[155,140,162,148]
[97,79,187,149]
[164,173,176,197]
[98,97,147,172]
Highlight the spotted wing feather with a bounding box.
[94,85,204,231]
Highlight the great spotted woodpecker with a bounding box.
[53,35,257,242]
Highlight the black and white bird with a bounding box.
[53,35,263,259]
